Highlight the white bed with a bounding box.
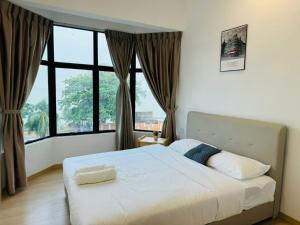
[241,175,275,210]
[64,111,287,225]
[63,144,275,225]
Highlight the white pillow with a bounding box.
[168,139,203,155]
[207,151,271,180]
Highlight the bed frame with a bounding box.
[186,111,287,225]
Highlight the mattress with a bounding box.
[63,144,272,225]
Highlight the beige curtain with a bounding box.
[0,0,52,194]
[136,32,182,142]
[105,30,135,150]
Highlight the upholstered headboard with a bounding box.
[186,111,287,218]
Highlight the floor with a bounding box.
[0,168,291,225]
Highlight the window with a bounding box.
[54,26,93,64]
[99,71,119,130]
[98,33,113,66]
[56,69,93,133]
[136,55,141,69]
[22,65,49,141]
[135,73,165,131]
[42,45,48,61]
[23,24,166,144]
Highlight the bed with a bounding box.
[63,111,287,225]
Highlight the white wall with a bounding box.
[25,133,116,176]
[25,138,53,176]
[51,133,116,164]
[177,0,300,220]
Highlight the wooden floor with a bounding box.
[0,168,291,225]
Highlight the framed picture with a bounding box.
[220,24,248,72]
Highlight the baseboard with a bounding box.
[27,164,62,181]
[280,213,300,225]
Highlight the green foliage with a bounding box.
[99,72,119,123]
[22,100,49,138]
[22,103,34,119]
[135,79,146,105]
[58,74,93,130]
[153,130,160,136]
[58,71,146,128]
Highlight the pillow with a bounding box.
[168,139,203,155]
[184,144,221,165]
[207,151,271,180]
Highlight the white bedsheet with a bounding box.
[241,175,276,210]
[63,144,246,225]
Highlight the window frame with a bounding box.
[25,24,157,144]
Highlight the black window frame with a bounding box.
[25,24,156,145]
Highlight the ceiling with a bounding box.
[9,0,182,33]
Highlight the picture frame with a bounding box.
[220,24,248,72]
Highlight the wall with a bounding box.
[51,133,116,165]
[25,138,53,176]
[177,0,300,220]
[25,133,116,176]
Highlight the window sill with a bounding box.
[25,130,116,145]
[134,129,158,133]
[55,130,115,137]
[25,136,51,145]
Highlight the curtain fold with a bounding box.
[136,32,182,142]
[0,0,53,194]
[105,30,135,150]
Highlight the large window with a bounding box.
[23,25,166,143]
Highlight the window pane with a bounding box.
[54,26,93,64]
[99,71,119,130]
[42,45,48,61]
[98,33,113,66]
[56,68,93,133]
[127,75,130,88]
[135,73,165,131]
[136,55,141,69]
[22,65,49,141]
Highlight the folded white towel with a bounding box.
[75,165,111,175]
[75,167,117,185]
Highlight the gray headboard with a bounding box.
[186,111,287,218]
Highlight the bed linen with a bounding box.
[63,144,246,225]
[240,175,276,210]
